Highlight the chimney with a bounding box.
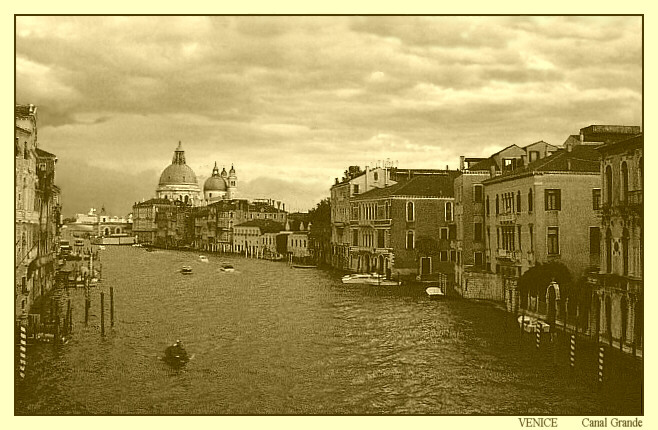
[283,203,285,212]
[445,164,449,171]
[335,178,339,185]
[490,165,496,178]
[277,201,281,209]
[566,142,573,152]
[567,159,572,171]
[459,156,465,171]
[521,155,528,167]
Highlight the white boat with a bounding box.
[98,245,106,250]
[517,315,550,333]
[426,287,446,299]
[181,266,193,274]
[220,263,235,272]
[341,273,400,286]
[199,255,209,263]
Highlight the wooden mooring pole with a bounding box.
[569,334,576,370]
[598,345,605,385]
[100,292,105,337]
[110,287,114,327]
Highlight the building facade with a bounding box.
[15,104,61,323]
[591,133,643,353]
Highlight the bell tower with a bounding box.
[227,164,237,199]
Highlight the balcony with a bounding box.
[497,249,522,262]
[373,218,392,227]
[497,213,517,223]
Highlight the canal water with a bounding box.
[15,247,642,415]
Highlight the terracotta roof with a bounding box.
[353,174,455,201]
[234,219,284,233]
[483,145,600,184]
[596,133,643,153]
[134,198,173,207]
[35,148,56,158]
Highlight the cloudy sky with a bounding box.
[15,15,642,216]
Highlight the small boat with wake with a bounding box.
[220,263,235,272]
[181,266,193,275]
[162,340,190,367]
[199,255,209,263]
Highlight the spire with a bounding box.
[212,161,219,177]
[172,141,186,165]
[229,164,236,175]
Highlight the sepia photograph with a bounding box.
[14,14,643,420]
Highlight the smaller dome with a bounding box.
[229,164,236,175]
[204,176,227,192]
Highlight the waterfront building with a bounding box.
[132,198,174,244]
[330,164,397,270]
[66,207,133,240]
[15,104,61,323]
[233,219,284,255]
[154,202,194,248]
[590,132,643,353]
[350,173,458,279]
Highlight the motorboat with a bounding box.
[181,266,193,274]
[426,287,446,299]
[220,263,235,272]
[132,243,142,247]
[517,315,551,333]
[341,273,400,286]
[98,245,106,251]
[163,342,190,367]
[199,255,209,263]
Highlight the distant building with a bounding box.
[132,198,175,244]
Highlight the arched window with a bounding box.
[528,189,533,212]
[445,202,453,222]
[605,228,612,273]
[406,230,415,249]
[622,228,629,276]
[115,227,121,234]
[104,228,110,236]
[516,191,521,213]
[486,196,490,216]
[184,195,189,204]
[605,165,613,204]
[406,201,415,222]
[621,161,629,203]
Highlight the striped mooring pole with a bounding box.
[569,335,576,369]
[536,322,541,349]
[19,324,27,379]
[598,346,605,384]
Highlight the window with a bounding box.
[605,228,612,273]
[457,251,461,265]
[377,230,385,248]
[621,162,629,203]
[353,184,360,194]
[545,189,561,211]
[517,225,522,250]
[439,251,448,262]
[406,201,415,222]
[592,189,601,210]
[547,227,559,255]
[352,230,358,246]
[445,202,453,222]
[374,172,379,181]
[605,165,613,204]
[495,195,499,214]
[622,228,629,276]
[450,250,456,262]
[486,226,490,246]
[516,191,521,213]
[496,227,501,248]
[474,252,483,266]
[528,189,533,212]
[529,225,534,251]
[448,224,456,240]
[590,227,600,258]
[474,185,483,203]
[474,223,483,241]
[440,227,449,240]
[406,230,415,249]
[486,196,490,216]
[529,151,540,162]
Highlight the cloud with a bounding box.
[15,16,642,217]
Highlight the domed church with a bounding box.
[155,141,238,206]
[203,162,237,202]
[156,141,202,205]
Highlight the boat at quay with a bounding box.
[15,246,643,415]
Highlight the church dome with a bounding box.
[159,164,198,185]
[158,141,198,186]
[204,162,227,192]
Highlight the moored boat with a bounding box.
[426,286,446,299]
[341,273,400,286]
